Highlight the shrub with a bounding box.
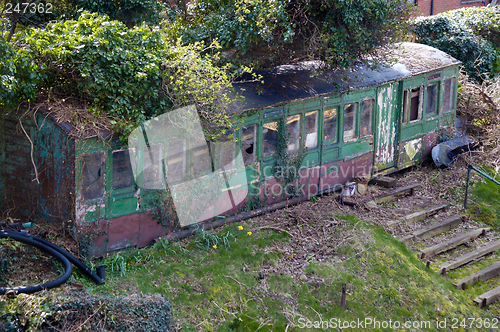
[412,7,500,82]
[2,12,234,139]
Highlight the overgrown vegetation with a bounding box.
[413,6,500,82]
[0,290,172,331]
[273,117,307,199]
[18,213,494,330]
[178,0,414,69]
[1,12,235,139]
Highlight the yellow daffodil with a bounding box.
[238,226,243,230]
[213,245,217,249]
[247,231,252,236]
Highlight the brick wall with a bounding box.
[414,0,489,16]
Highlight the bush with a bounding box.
[413,7,500,82]
[2,12,234,139]
[1,291,173,331]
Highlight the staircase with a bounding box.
[351,177,500,308]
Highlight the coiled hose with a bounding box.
[0,230,104,295]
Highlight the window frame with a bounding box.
[360,98,375,137]
[80,151,106,202]
[343,102,358,143]
[425,82,439,117]
[111,148,136,195]
[442,77,455,113]
[323,106,339,144]
[402,86,423,125]
[241,124,257,166]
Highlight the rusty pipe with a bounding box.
[155,196,309,242]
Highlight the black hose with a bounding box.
[22,233,104,285]
[0,231,72,295]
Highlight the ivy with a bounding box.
[273,117,306,199]
[412,6,500,82]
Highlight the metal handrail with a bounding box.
[464,164,500,209]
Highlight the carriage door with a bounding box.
[374,83,399,172]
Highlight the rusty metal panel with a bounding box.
[34,111,76,223]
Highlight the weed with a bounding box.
[193,225,237,251]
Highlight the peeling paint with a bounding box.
[404,138,422,160]
[375,84,396,167]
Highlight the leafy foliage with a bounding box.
[2,12,234,138]
[0,291,173,331]
[177,0,414,69]
[75,0,167,27]
[413,6,500,82]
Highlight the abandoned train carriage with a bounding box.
[0,42,461,255]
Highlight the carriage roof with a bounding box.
[228,42,461,113]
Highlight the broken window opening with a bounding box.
[286,114,301,153]
[262,121,278,158]
[305,111,318,149]
[112,149,134,191]
[323,108,337,142]
[443,78,455,113]
[360,99,374,136]
[343,103,357,142]
[81,152,105,201]
[409,87,421,122]
[426,84,438,115]
[242,125,256,165]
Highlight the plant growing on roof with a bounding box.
[1,12,235,140]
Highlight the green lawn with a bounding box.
[77,213,497,331]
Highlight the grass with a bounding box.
[73,214,498,331]
[468,169,500,230]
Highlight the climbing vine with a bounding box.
[273,117,306,199]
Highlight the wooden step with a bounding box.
[371,183,421,205]
[474,285,500,308]
[371,176,397,188]
[456,261,500,290]
[388,204,448,226]
[419,228,489,260]
[401,216,464,245]
[439,239,500,275]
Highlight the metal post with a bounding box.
[464,164,472,209]
[464,164,500,210]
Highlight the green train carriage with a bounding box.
[0,42,461,255]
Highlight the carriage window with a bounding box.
[426,84,438,114]
[287,114,301,153]
[443,78,455,113]
[404,87,421,123]
[360,99,374,136]
[192,144,212,176]
[242,125,256,165]
[218,132,236,170]
[262,121,278,157]
[305,111,318,149]
[343,103,357,142]
[323,108,337,142]
[82,152,105,201]
[143,144,163,188]
[167,139,186,182]
[112,149,134,191]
